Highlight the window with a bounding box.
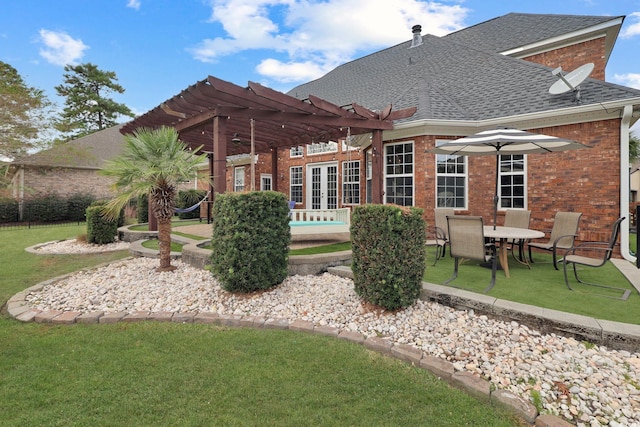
[290,166,302,203]
[234,167,245,192]
[499,155,526,209]
[290,146,303,158]
[260,174,272,191]
[385,142,414,206]
[342,160,360,205]
[307,141,338,156]
[435,140,467,208]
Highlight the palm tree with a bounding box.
[101,126,207,271]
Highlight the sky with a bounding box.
[2,0,640,120]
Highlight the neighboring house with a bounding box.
[7,124,127,201]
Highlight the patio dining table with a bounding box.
[484,226,545,278]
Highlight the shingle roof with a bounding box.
[13,124,125,169]
[288,32,640,123]
[443,13,621,54]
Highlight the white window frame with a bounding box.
[435,139,468,209]
[498,154,527,210]
[234,166,245,192]
[384,141,414,207]
[289,166,303,204]
[290,146,304,158]
[306,141,338,156]
[342,160,360,205]
[260,174,272,191]
[366,150,372,204]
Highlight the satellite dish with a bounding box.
[549,63,594,96]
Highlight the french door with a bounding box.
[307,162,337,209]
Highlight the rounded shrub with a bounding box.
[210,191,291,293]
[86,201,122,244]
[351,204,426,310]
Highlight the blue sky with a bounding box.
[2,0,640,118]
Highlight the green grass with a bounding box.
[289,241,351,255]
[141,239,184,252]
[423,245,640,324]
[0,225,522,427]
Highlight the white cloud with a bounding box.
[38,29,88,66]
[190,0,468,83]
[127,0,141,10]
[613,73,640,90]
[621,12,640,38]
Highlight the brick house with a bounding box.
[125,12,640,261]
[7,124,127,201]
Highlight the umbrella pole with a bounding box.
[493,156,499,230]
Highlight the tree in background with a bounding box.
[54,63,134,140]
[0,61,53,160]
[100,127,207,272]
[630,131,640,162]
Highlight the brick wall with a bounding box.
[522,38,606,80]
[16,166,117,200]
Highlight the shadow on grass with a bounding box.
[423,247,640,325]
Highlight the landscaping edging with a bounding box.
[328,266,640,353]
[118,224,353,275]
[7,288,547,426]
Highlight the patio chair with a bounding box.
[425,208,454,265]
[528,211,582,270]
[444,215,497,292]
[503,209,531,263]
[562,217,631,300]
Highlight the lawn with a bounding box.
[0,224,522,427]
[423,244,640,324]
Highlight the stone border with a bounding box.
[328,266,640,353]
[8,288,561,425]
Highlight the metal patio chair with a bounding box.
[425,208,454,265]
[444,215,497,292]
[503,209,531,263]
[562,217,631,300]
[528,211,582,270]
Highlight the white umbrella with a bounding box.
[428,128,590,228]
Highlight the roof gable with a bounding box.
[13,124,126,169]
[443,12,622,56]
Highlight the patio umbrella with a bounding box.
[428,127,590,229]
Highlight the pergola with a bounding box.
[121,75,416,209]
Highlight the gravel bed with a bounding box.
[22,244,640,426]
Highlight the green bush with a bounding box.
[177,189,206,220]
[0,197,19,223]
[22,193,67,222]
[137,194,148,223]
[67,193,96,222]
[85,204,118,244]
[210,191,290,293]
[351,204,426,310]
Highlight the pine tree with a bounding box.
[55,63,135,140]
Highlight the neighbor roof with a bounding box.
[443,13,623,57]
[287,30,640,124]
[12,124,125,169]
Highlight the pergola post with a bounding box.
[271,147,279,191]
[212,116,228,203]
[371,129,384,204]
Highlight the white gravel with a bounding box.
[24,242,640,427]
[31,238,130,254]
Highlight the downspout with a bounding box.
[620,105,634,262]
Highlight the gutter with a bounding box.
[620,105,635,262]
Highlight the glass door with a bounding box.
[308,163,337,209]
